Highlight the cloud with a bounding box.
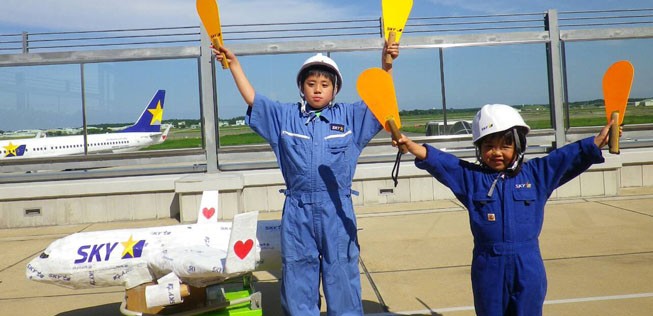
[0,0,359,32]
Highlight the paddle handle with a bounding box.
[211,37,229,69]
[608,111,620,154]
[385,31,396,65]
[387,118,407,154]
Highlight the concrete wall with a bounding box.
[1,148,652,228]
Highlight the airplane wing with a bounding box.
[148,246,229,288]
[146,212,260,288]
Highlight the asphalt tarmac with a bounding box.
[1,187,652,315]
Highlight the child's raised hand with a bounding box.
[594,119,623,148]
[391,134,406,148]
[382,41,400,72]
[210,44,237,67]
[384,41,399,61]
[393,134,427,160]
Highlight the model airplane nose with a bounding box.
[26,258,45,281]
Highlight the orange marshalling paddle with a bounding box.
[602,60,634,154]
[356,67,407,154]
[196,0,229,69]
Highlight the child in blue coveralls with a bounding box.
[393,104,620,316]
[212,43,399,315]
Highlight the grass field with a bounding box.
[7,104,645,149]
[148,104,653,149]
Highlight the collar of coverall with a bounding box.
[300,102,334,122]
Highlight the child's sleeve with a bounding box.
[351,101,383,150]
[415,145,471,198]
[245,93,286,146]
[530,136,605,194]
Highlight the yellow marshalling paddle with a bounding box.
[196,0,229,69]
[602,60,634,154]
[382,0,413,64]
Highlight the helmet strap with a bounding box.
[505,128,524,176]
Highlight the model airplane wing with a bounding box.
[149,246,228,287]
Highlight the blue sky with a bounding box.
[0,0,651,130]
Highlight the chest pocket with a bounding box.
[279,131,310,176]
[324,131,353,177]
[513,189,536,223]
[471,192,498,225]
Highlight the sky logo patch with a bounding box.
[330,124,345,132]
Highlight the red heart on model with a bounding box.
[202,207,215,219]
[234,239,254,259]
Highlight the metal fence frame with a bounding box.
[1,9,652,182]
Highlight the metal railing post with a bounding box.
[22,31,28,53]
[199,25,219,173]
[545,9,566,148]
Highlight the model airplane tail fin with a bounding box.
[122,90,165,133]
[197,190,219,224]
[225,211,258,274]
[160,124,172,142]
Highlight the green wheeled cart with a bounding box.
[121,273,262,316]
[198,274,262,316]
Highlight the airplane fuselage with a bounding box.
[0,132,164,160]
[2,89,168,160]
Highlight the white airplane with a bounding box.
[0,90,171,160]
[26,191,281,315]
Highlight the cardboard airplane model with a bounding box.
[25,191,281,314]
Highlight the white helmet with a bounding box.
[296,53,343,94]
[472,104,530,144]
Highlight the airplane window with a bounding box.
[39,252,49,259]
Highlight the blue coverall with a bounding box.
[246,93,382,315]
[415,137,604,316]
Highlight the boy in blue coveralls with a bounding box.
[212,43,399,315]
[394,104,620,316]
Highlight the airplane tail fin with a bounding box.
[225,211,259,274]
[122,90,165,133]
[197,190,219,224]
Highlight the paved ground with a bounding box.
[1,187,652,315]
